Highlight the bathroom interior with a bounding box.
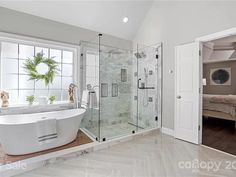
[1,1,236,177]
[0,32,162,167]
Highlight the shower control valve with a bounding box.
[176,95,182,99]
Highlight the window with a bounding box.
[0,38,76,105]
[85,53,99,89]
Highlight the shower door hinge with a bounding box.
[198,125,201,131]
[199,50,201,56]
[156,54,159,59]
[155,116,158,121]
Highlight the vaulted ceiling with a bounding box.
[211,35,236,48]
[0,1,153,40]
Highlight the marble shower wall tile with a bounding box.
[99,49,133,125]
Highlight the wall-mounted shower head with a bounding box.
[134,52,146,59]
[134,52,141,59]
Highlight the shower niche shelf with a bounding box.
[138,87,155,90]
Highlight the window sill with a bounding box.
[1,101,72,108]
[0,101,77,115]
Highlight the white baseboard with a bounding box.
[161,127,174,136]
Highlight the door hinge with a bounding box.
[198,125,201,131]
[199,50,201,56]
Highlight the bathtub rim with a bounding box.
[0,108,86,125]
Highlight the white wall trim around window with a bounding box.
[0,31,80,104]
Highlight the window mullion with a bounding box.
[17,44,20,104]
[0,41,2,90]
[61,50,63,101]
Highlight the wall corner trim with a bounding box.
[161,127,174,136]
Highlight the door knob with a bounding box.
[176,95,181,99]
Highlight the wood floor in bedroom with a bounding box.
[0,130,93,165]
[202,117,236,155]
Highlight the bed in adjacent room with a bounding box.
[203,94,236,123]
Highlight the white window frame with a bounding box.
[81,45,99,90]
[85,51,99,88]
[0,32,80,105]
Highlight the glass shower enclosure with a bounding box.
[135,44,162,130]
[80,34,162,141]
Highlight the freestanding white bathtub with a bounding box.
[0,109,86,155]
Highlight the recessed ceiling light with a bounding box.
[123,17,129,23]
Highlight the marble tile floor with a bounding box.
[15,131,236,177]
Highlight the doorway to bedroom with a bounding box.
[174,28,236,155]
[202,35,236,155]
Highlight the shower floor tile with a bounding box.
[0,130,93,165]
[87,123,138,140]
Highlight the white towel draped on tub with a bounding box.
[36,118,58,145]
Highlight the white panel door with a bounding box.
[175,42,200,144]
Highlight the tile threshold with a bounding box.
[0,127,159,177]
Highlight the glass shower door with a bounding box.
[79,41,100,140]
[136,44,162,130]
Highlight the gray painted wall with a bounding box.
[0,7,132,50]
[203,61,236,95]
[133,1,236,130]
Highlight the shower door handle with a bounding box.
[138,78,141,88]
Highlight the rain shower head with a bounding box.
[134,52,146,59]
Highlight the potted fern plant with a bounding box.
[49,95,56,104]
[26,95,35,106]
